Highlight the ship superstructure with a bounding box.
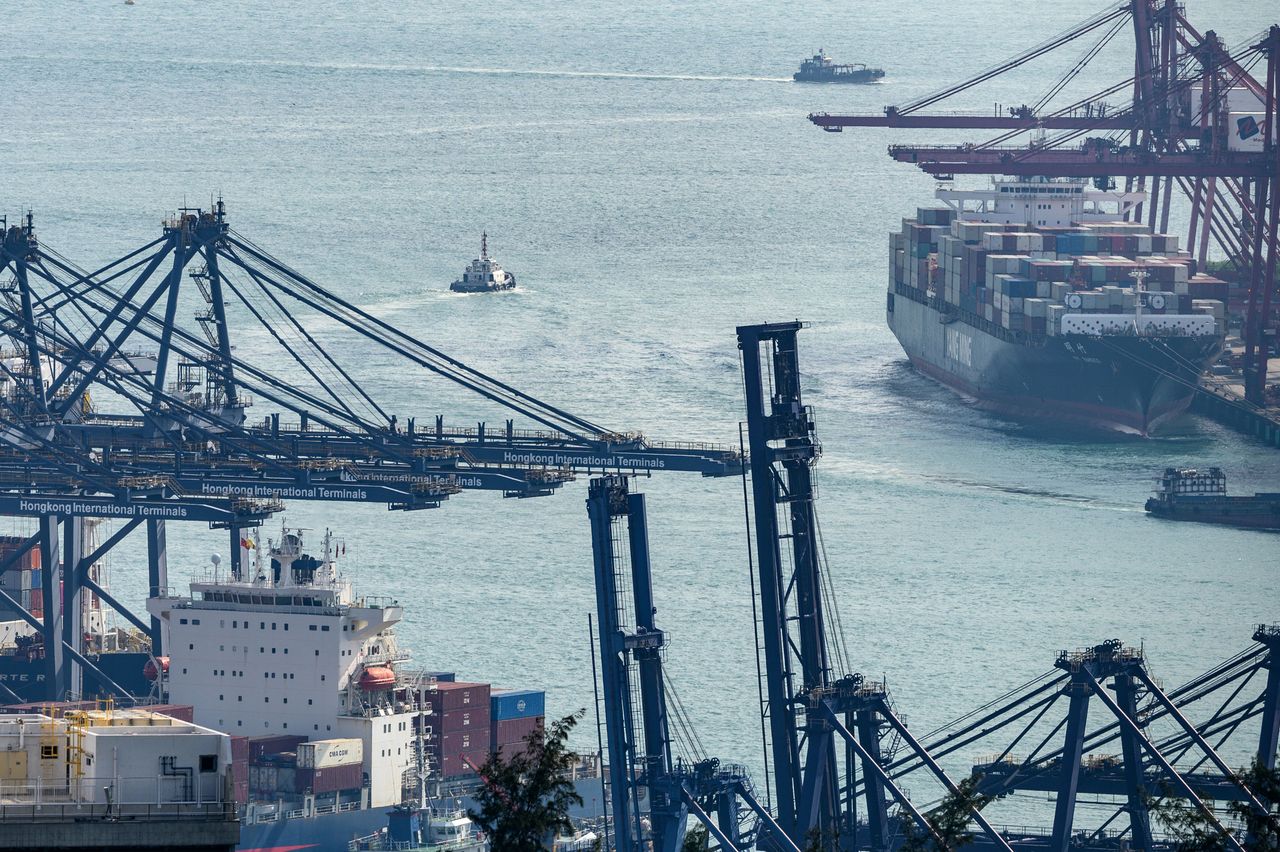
[147,527,436,824]
[888,177,1227,434]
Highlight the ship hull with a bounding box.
[238,776,605,851]
[450,273,516,293]
[887,288,1222,435]
[1145,495,1280,530]
[793,70,883,83]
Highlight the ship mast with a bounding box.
[1130,265,1148,334]
[481,231,488,260]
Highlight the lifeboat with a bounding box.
[143,656,170,681]
[359,666,396,691]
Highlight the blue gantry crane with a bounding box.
[587,473,796,852]
[0,205,741,702]
[737,323,1278,852]
[738,322,1010,852]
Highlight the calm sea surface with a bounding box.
[4,0,1276,819]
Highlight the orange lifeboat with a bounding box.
[143,656,170,681]
[359,666,396,691]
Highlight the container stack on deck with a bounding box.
[490,688,546,759]
[248,735,363,797]
[0,536,40,626]
[891,207,1229,336]
[426,681,492,778]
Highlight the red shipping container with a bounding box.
[295,763,363,794]
[230,735,250,763]
[426,682,490,714]
[433,728,491,757]
[440,749,490,778]
[492,716,543,748]
[436,705,490,735]
[234,780,250,804]
[249,734,308,761]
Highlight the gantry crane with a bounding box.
[0,205,741,701]
[737,323,1278,852]
[811,1,1279,405]
[587,474,796,852]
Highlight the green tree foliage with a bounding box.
[898,775,995,852]
[1151,760,1280,852]
[804,826,843,851]
[467,710,587,851]
[683,824,710,852]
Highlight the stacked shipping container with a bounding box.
[0,536,40,622]
[894,207,1227,338]
[426,681,491,778]
[490,689,545,759]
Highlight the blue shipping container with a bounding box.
[491,690,545,722]
[427,672,456,683]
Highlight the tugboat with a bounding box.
[1144,468,1280,530]
[793,48,885,83]
[450,233,516,293]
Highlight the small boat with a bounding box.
[450,232,516,293]
[1144,468,1280,530]
[793,48,885,83]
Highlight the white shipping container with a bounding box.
[1228,113,1267,152]
[297,738,363,769]
[1227,86,1264,114]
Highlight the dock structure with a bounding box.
[0,707,238,851]
[1195,339,1280,445]
[1194,379,1280,446]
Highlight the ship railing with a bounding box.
[181,598,343,617]
[988,822,1177,844]
[357,595,400,610]
[361,650,412,666]
[0,775,233,807]
[0,801,236,823]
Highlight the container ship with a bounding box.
[139,525,601,852]
[1145,468,1280,530]
[888,177,1227,435]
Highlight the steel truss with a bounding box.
[0,205,741,701]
